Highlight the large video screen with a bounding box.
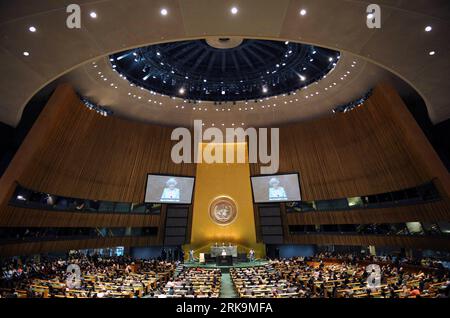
[144,174,195,204]
[251,173,301,203]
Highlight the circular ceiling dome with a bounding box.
[110,39,340,102]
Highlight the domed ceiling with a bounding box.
[57,37,388,128]
[0,1,448,127]
[110,38,340,102]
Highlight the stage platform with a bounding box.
[182,260,268,271]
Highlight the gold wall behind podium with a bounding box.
[187,143,264,257]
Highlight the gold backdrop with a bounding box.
[185,142,265,258]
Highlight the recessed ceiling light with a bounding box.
[425,26,432,32]
[89,11,97,18]
[429,51,436,56]
[28,26,37,32]
[300,9,307,16]
[231,7,238,15]
[160,8,168,16]
[23,51,30,56]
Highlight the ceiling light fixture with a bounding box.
[300,9,307,16]
[160,8,168,16]
[231,7,238,15]
[89,11,97,18]
[28,26,37,32]
[429,51,436,56]
[425,26,432,32]
[23,51,30,56]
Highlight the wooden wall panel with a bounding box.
[286,200,450,225]
[0,208,160,227]
[285,234,450,251]
[16,86,195,202]
[250,83,450,201]
[0,84,195,228]
[0,236,158,257]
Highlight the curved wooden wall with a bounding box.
[250,83,450,201]
[251,83,450,249]
[0,83,449,255]
[0,236,158,257]
[0,84,195,231]
[285,234,450,251]
[285,200,450,225]
[13,86,195,202]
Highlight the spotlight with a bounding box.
[28,26,37,32]
[230,7,238,15]
[367,13,374,19]
[299,9,307,16]
[179,87,185,94]
[90,11,97,18]
[425,26,432,32]
[23,51,30,56]
[429,51,435,56]
[160,8,168,16]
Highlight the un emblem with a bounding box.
[209,196,237,226]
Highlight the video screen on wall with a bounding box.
[251,173,301,203]
[144,174,195,204]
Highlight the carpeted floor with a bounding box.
[220,273,239,298]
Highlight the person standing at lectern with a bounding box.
[189,249,195,262]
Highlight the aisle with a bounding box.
[220,273,239,298]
